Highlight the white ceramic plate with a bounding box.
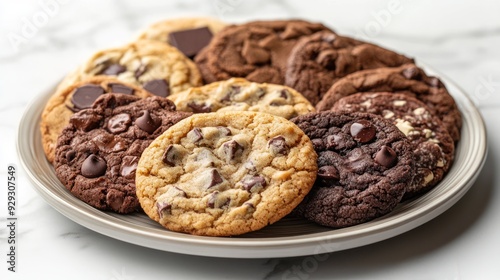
[17,65,487,258]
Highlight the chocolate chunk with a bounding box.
[92,134,126,153]
[375,145,397,168]
[81,154,107,178]
[217,126,232,136]
[109,83,134,95]
[187,127,203,142]
[402,66,421,80]
[223,140,244,161]
[134,64,147,79]
[107,113,131,134]
[242,176,267,192]
[168,27,213,59]
[268,136,288,155]
[157,202,171,218]
[221,85,241,102]
[143,79,170,97]
[120,156,138,177]
[350,120,376,143]
[162,145,182,166]
[71,85,105,110]
[207,169,223,188]
[279,89,290,99]
[207,191,229,209]
[101,64,127,76]
[135,110,160,133]
[187,102,212,113]
[317,165,339,180]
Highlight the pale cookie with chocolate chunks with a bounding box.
[54,93,191,214]
[136,17,227,58]
[57,40,202,97]
[41,76,152,163]
[332,92,455,199]
[136,111,318,236]
[167,78,315,119]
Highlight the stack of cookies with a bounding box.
[40,17,461,236]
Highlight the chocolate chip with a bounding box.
[317,165,339,180]
[120,156,138,177]
[402,66,421,80]
[65,150,76,162]
[207,191,229,209]
[101,64,126,76]
[187,102,212,113]
[168,27,213,59]
[162,145,182,166]
[222,140,243,162]
[71,85,105,110]
[109,83,134,95]
[207,169,224,188]
[107,113,131,134]
[220,85,241,102]
[187,128,203,142]
[268,136,288,155]
[279,89,290,99]
[143,79,169,97]
[81,154,107,178]
[135,110,160,134]
[242,176,267,192]
[156,202,171,218]
[134,64,147,79]
[350,120,376,143]
[375,146,397,168]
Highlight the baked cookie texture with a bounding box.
[136,111,318,236]
[54,94,191,213]
[57,40,202,97]
[285,31,414,105]
[167,78,315,119]
[332,92,454,198]
[291,111,415,228]
[316,64,462,141]
[194,20,333,85]
[41,76,152,163]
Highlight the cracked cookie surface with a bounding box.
[136,111,317,236]
[168,78,315,119]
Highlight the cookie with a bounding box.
[332,92,454,198]
[136,111,318,236]
[57,40,202,97]
[41,76,152,163]
[291,111,415,228]
[54,93,191,213]
[194,20,333,85]
[167,78,315,119]
[316,64,462,141]
[136,17,227,58]
[285,31,413,104]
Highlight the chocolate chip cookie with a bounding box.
[41,76,152,163]
[54,93,191,213]
[332,92,454,198]
[167,78,315,119]
[285,31,413,104]
[194,20,332,85]
[136,17,227,58]
[136,111,318,236]
[57,40,202,97]
[291,111,415,228]
[316,64,462,141]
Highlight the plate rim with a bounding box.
[17,63,488,258]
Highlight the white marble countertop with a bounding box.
[1,0,500,279]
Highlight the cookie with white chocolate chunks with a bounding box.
[332,92,454,198]
[57,40,202,97]
[167,78,315,119]
[136,111,318,236]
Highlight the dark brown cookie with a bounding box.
[54,93,191,213]
[332,92,454,198]
[194,20,332,85]
[316,64,462,141]
[291,111,415,228]
[284,31,413,105]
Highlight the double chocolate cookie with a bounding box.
[168,78,315,119]
[332,93,454,198]
[136,111,318,236]
[316,64,462,141]
[285,31,413,104]
[291,111,415,228]
[54,94,191,213]
[41,76,152,163]
[195,20,332,84]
